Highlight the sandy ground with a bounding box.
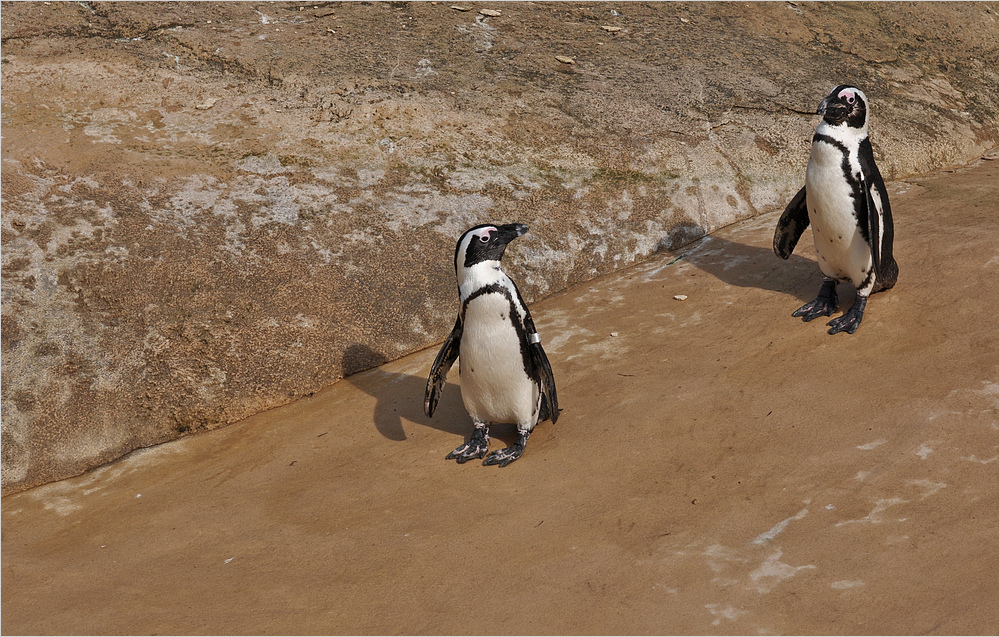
[2,157,997,635]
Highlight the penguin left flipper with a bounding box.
[863,176,883,276]
[858,140,899,291]
[528,341,559,424]
[864,182,900,292]
[424,316,463,418]
[773,186,810,259]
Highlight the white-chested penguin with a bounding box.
[424,223,558,467]
[774,85,898,334]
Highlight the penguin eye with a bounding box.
[478,235,490,243]
[846,94,855,104]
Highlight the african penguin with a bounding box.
[424,223,558,467]
[774,85,898,334]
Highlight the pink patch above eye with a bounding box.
[839,90,855,103]
[475,227,496,242]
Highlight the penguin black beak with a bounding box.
[817,96,849,122]
[496,223,529,244]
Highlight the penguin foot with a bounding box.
[827,296,867,335]
[792,280,838,322]
[482,432,529,467]
[446,426,490,464]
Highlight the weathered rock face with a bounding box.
[1,1,997,494]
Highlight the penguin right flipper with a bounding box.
[424,316,463,417]
[773,186,810,260]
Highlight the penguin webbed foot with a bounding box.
[482,432,529,467]
[446,426,490,464]
[792,280,839,321]
[827,295,868,335]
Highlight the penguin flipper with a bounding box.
[773,186,810,260]
[863,177,900,291]
[424,316,462,417]
[859,140,898,291]
[863,176,883,276]
[529,342,559,424]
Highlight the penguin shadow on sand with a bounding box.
[341,344,518,446]
[675,226,853,307]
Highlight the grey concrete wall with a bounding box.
[2,1,997,494]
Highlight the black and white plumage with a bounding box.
[424,223,558,467]
[774,85,898,334]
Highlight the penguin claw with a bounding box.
[827,297,867,335]
[792,282,839,322]
[792,299,837,321]
[483,446,523,467]
[482,432,529,467]
[446,439,489,463]
[792,293,837,323]
[446,427,490,463]
[826,315,861,334]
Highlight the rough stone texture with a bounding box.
[1,1,997,494]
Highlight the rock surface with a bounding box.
[1,1,997,494]
[2,157,996,635]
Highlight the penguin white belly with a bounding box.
[459,294,537,426]
[806,146,872,287]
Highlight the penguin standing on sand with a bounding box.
[774,85,898,334]
[425,223,558,467]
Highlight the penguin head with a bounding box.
[818,85,868,130]
[454,223,529,273]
